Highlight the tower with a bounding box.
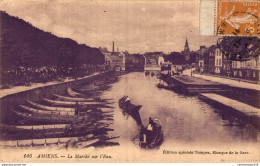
[184,38,190,52]
[112,41,115,53]
[183,38,190,61]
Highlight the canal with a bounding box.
[99,72,259,149]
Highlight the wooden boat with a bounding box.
[71,138,100,149]
[67,87,85,97]
[79,84,111,91]
[19,105,75,115]
[157,83,165,88]
[42,98,111,106]
[118,97,142,114]
[0,135,99,147]
[1,124,112,142]
[138,119,163,149]
[27,101,75,112]
[73,89,103,96]
[11,109,83,124]
[156,83,177,90]
[11,108,112,124]
[53,93,112,103]
[1,120,110,136]
[0,124,67,132]
[53,93,94,102]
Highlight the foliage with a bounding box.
[0,11,105,71]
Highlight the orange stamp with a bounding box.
[216,0,260,36]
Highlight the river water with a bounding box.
[100,72,259,149]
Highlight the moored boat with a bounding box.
[11,109,84,124]
[67,87,85,97]
[156,83,177,90]
[53,93,113,103]
[20,105,75,115]
[53,93,93,102]
[0,135,100,148]
[1,125,112,142]
[0,124,67,132]
[11,108,112,124]
[156,83,165,88]
[27,101,75,112]
[42,98,112,107]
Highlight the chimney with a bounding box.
[112,41,114,53]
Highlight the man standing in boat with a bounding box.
[147,117,154,132]
[139,117,154,147]
[125,96,130,102]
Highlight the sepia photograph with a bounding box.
[0,0,259,163]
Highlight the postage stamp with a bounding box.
[200,0,260,36]
[216,0,259,36]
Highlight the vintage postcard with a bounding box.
[0,0,259,163]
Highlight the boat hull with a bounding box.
[139,120,163,149]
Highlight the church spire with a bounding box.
[184,38,190,52]
[183,38,190,61]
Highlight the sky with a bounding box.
[0,0,218,53]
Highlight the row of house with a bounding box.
[196,45,259,82]
[99,42,165,72]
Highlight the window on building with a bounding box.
[239,71,242,77]
[219,59,221,66]
[234,71,237,76]
[247,70,250,77]
[253,71,256,77]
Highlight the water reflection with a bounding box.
[101,72,259,148]
[121,109,143,127]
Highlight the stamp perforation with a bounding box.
[201,0,260,37]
